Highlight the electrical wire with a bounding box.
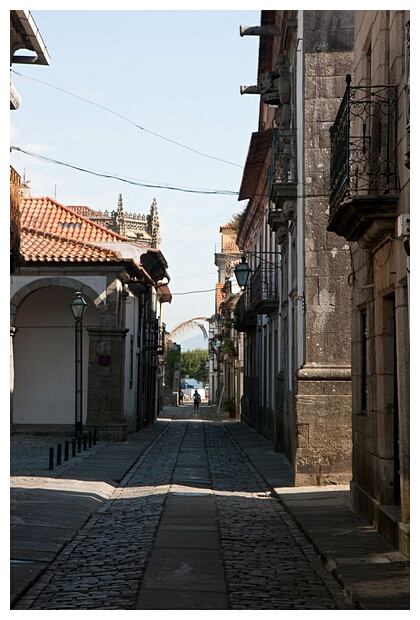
[10,144,331,202]
[171,288,215,295]
[10,146,239,196]
[10,73,335,202]
[11,70,244,169]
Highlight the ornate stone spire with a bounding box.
[115,193,125,236]
[147,198,161,249]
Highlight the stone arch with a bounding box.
[10,276,107,326]
[10,277,104,429]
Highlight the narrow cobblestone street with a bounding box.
[13,405,354,610]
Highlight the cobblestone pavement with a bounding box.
[10,431,109,478]
[205,417,352,610]
[13,408,354,610]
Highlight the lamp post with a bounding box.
[234,254,253,290]
[234,251,280,290]
[70,292,88,439]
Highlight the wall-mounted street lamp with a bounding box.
[70,292,88,439]
[234,255,253,290]
[234,251,281,290]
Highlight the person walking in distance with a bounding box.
[193,389,201,412]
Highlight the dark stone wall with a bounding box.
[304,11,354,53]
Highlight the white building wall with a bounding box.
[13,284,100,425]
[11,273,142,431]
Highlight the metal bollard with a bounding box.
[64,440,69,461]
[77,436,81,454]
[49,447,54,470]
[83,434,87,451]
[88,430,92,448]
[72,438,76,457]
[57,444,62,466]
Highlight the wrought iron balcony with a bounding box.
[249,263,279,314]
[143,318,164,353]
[234,287,256,332]
[157,324,166,356]
[328,77,399,247]
[268,127,298,207]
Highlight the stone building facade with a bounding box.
[10,194,171,440]
[210,224,243,414]
[70,194,161,248]
[327,10,410,556]
[235,10,354,485]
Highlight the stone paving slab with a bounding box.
[10,560,50,606]
[10,423,168,608]
[11,407,410,611]
[140,548,227,592]
[335,562,410,610]
[154,526,221,550]
[10,525,76,561]
[221,422,410,611]
[135,588,228,610]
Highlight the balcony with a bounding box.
[143,318,165,354]
[268,127,297,208]
[234,287,257,332]
[249,263,279,314]
[328,78,398,248]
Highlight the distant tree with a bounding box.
[180,349,208,385]
[166,347,181,388]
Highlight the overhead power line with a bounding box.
[10,146,239,196]
[11,70,244,169]
[171,288,215,296]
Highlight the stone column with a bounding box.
[395,284,410,526]
[86,326,129,440]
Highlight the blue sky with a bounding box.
[9,8,262,345]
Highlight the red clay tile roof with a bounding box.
[20,196,126,264]
[21,196,126,243]
[21,228,123,263]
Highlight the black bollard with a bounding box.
[64,440,69,461]
[57,444,62,466]
[72,438,76,457]
[49,447,54,470]
[88,430,92,448]
[83,434,87,451]
[77,436,81,453]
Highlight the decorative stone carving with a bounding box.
[240,24,282,37]
[282,200,296,222]
[258,70,281,106]
[276,222,289,244]
[88,194,161,248]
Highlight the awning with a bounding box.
[238,129,273,201]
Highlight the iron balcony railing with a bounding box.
[330,76,398,215]
[249,263,278,313]
[143,319,165,354]
[268,127,298,189]
[234,286,256,332]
